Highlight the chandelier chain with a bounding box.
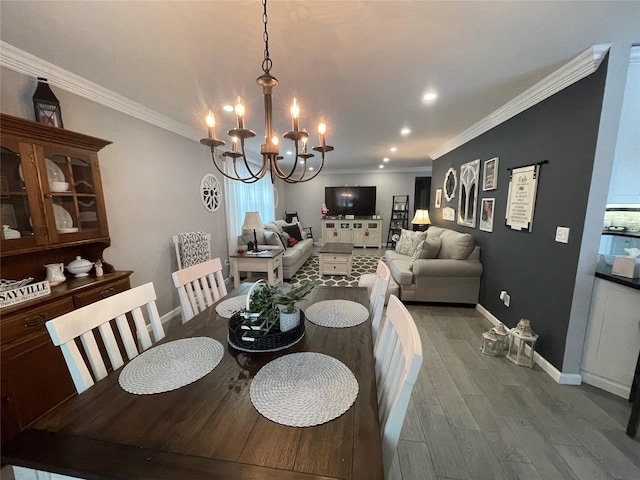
[261,0,272,73]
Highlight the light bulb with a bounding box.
[235,96,245,129]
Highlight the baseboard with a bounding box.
[161,306,182,327]
[475,303,582,386]
[580,371,631,398]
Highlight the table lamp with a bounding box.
[241,211,264,252]
[411,209,431,231]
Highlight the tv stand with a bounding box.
[322,219,382,248]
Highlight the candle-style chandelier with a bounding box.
[200,0,334,184]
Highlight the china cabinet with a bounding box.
[0,114,131,447]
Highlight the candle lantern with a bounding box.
[507,319,538,368]
[32,77,63,128]
[480,323,510,356]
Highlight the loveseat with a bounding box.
[384,226,483,304]
[238,220,314,280]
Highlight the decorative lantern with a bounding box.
[480,323,510,356]
[32,77,63,128]
[507,319,539,368]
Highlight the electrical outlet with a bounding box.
[224,259,230,267]
[555,226,570,243]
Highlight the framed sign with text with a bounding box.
[506,164,540,231]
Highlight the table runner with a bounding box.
[250,352,358,427]
[215,294,247,318]
[119,337,224,395]
[305,299,369,328]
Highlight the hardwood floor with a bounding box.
[388,303,640,480]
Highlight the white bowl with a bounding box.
[66,256,94,277]
[49,181,69,192]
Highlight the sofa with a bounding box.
[384,226,483,304]
[238,220,314,280]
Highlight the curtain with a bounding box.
[223,156,276,255]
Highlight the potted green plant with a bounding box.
[240,280,279,330]
[274,281,318,332]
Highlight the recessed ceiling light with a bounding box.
[309,167,314,171]
[223,105,234,112]
[390,147,397,152]
[379,165,384,169]
[299,159,304,164]
[422,92,437,102]
[400,127,411,136]
[383,157,390,162]
[286,150,293,155]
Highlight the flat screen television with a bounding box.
[325,186,377,217]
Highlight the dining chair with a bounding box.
[45,282,165,394]
[374,295,423,477]
[370,259,391,342]
[172,232,211,270]
[172,257,227,323]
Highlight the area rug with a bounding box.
[289,254,382,287]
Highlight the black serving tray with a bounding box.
[227,311,305,352]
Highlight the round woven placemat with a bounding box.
[250,352,358,427]
[305,300,369,328]
[119,337,224,395]
[215,295,247,318]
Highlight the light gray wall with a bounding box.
[282,170,427,245]
[1,67,229,316]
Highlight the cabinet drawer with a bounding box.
[323,254,349,263]
[323,262,349,275]
[73,278,130,308]
[1,297,75,345]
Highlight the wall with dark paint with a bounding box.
[431,57,608,370]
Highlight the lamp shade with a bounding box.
[411,209,431,225]
[241,211,264,230]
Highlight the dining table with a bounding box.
[2,284,384,480]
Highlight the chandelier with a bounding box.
[200,0,334,184]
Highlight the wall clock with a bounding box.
[200,174,222,212]
[444,168,457,202]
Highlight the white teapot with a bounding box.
[66,256,94,278]
[44,263,66,286]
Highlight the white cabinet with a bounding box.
[322,219,382,248]
[581,278,640,398]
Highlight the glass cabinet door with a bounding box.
[40,148,105,241]
[0,140,41,248]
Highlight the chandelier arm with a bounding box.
[231,157,262,183]
[209,149,257,182]
[273,141,309,182]
[282,151,326,183]
[236,138,268,181]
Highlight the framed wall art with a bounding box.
[457,159,480,228]
[435,188,442,208]
[443,168,457,202]
[479,198,495,232]
[483,157,499,191]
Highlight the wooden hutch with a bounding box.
[0,113,132,446]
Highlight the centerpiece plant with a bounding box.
[274,281,318,332]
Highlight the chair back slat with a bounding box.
[79,331,109,382]
[370,260,391,342]
[374,295,423,477]
[45,282,165,394]
[172,258,228,323]
[97,321,125,372]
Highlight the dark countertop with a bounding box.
[596,257,640,290]
[602,229,640,238]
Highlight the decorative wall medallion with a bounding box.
[457,159,480,228]
[444,168,457,202]
[200,174,222,212]
[442,207,455,222]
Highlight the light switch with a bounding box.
[555,226,570,243]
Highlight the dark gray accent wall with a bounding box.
[432,57,609,369]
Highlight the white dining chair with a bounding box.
[45,282,165,394]
[370,259,391,342]
[374,295,423,477]
[172,232,211,270]
[172,257,227,323]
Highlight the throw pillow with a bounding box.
[283,223,303,241]
[264,230,286,250]
[297,221,307,240]
[395,229,426,256]
[241,229,265,245]
[288,236,298,247]
[419,236,441,259]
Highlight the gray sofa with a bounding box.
[384,226,483,304]
[239,220,314,280]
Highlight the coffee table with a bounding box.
[230,250,283,288]
[319,242,354,276]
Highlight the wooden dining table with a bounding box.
[2,284,384,480]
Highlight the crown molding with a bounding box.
[320,166,432,175]
[0,41,202,141]
[430,44,612,160]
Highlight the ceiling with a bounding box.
[1,1,639,173]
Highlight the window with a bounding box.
[223,157,275,253]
